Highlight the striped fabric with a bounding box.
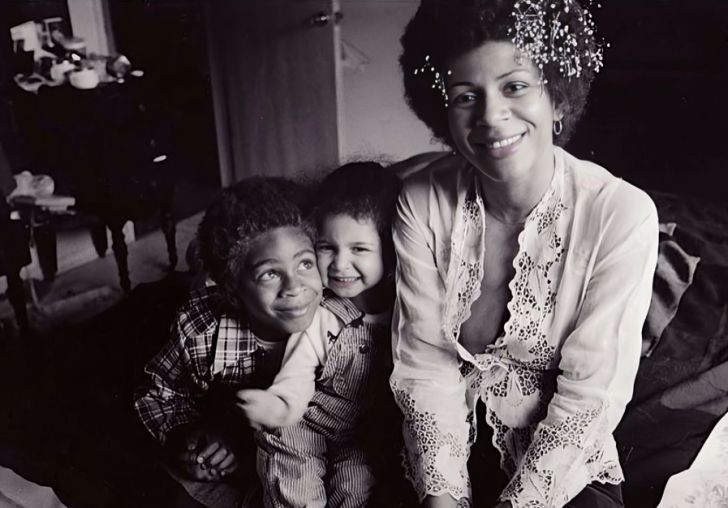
[135,286,285,444]
[257,292,391,508]
[257,422,374,508]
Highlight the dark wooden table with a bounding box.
[12,77,177,291]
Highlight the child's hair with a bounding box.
[312,162,402,269]
[198,176,314,313]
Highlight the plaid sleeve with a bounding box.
[134,294,214,444]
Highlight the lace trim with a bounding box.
[443,165,567,369]
[500,403,622,507]
[503,180,566,363]
[408,158,622,506]
[393,385,471,502]
[441,163,625,505]
[444,188,485,343]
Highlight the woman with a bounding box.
[390,1,658,507]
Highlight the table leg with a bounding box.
[109,220,131,293]
[161,208,177,270]
[33,219,58,282]
[90,221,109,258]
[5,268,28,333]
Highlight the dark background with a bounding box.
[0,0,219,191]
[1,0,727,200]
[567,0,728,201]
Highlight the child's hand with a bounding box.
[235,389,288,430]
[175,427,238,481]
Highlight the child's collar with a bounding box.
[321,289,366,325]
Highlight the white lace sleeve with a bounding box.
[500,184,659,507]
[390,178,472,503]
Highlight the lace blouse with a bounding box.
[390,147,658,507]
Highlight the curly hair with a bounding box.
[312,162,402,270]
[197,176,314,314]
[400,0,598,146]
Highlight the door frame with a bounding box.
[205,0,343,187]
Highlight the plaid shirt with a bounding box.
[134,286,284,444]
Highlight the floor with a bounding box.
[0,465,68,508]
[0,212,202,507]
[0,173,218,331]
[0,212,202,334]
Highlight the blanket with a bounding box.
[616,191,728,507]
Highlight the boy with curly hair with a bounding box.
[135,176,322,506]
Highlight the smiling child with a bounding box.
[236,162,403,507]
[134,177,322,507]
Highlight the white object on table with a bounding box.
[69,68,99,90]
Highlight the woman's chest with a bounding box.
[459,220,521,354]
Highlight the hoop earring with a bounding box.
[553,119,563,136]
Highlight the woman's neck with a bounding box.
[476,154,555,224]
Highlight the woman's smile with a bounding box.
[470,131,526,159]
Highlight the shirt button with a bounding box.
[359,344,370,353]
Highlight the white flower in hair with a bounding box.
[413,54,451,107]
[509,0,605,81]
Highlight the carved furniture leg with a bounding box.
[90,221,109,258]
[5,269,28,332]
[109,220,131,293]
[161,208,177,271]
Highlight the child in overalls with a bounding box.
[236,162,402,507]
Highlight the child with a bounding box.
[134,176,323,507]
[236,162,403,507]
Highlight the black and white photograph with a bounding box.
[0,1,726,507]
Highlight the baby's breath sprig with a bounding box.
[413,54,451,107]
[509,0,606,84]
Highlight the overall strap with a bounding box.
[320,290,364,326]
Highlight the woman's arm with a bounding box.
[390,176,472,504]
[500,184,659,507]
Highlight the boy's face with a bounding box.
[239,226,322,340]
[315,214,385,308]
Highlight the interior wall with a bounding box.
[339,0,444,164]
[67,0,114,55]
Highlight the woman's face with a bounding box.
[446,40,562,184]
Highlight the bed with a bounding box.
[616,190,728,507]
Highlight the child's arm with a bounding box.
[136,332,238,480]
[236,307,334,428]
[135,294,245,481]
[235,389,290,429]
[134,330,202,445]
